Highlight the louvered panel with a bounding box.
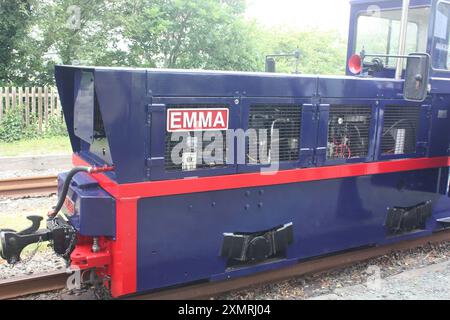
[381,105,420,155]
[327,106,372,160]
[247,105,302,164]
[165,105,229,171]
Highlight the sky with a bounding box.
[245,0,351,34]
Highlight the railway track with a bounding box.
[1,229,449,300]
[0,176,58,198]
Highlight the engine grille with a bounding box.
[247,105,302,164]
[165,105,229,171]
[327,106,372,160]
[381,105,421,155]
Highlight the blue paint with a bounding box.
[58,172,116,238]
[136,169,450,292]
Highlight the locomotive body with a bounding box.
[2,0,450,298]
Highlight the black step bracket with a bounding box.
[385,201,433,236]
[221,223,294,267]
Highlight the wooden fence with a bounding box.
[0,87,62,131]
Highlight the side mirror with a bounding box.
[404,53,430,102]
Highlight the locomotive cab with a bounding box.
[348,0,450,81]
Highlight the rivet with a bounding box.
[212,202,217,207]
[245,191,251,197]
[245,204,250,210]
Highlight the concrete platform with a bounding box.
[0,154,72,172]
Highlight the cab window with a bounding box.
[355,7,430,68]
[433,2,450,70]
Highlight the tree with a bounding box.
[0,0,349,86]
[0,0,32,85]
[121,0,260,71]
[257,27,347,75]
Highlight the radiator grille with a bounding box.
[381,105,420,155]
[247,105,302,164]
[165,105,229,171]
[327,106,372,160]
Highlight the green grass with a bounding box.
[0,136,71,157]
[0,211,51,256]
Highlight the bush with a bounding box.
[0,108,25,142]
[23,114,41,140]
[0,108,67,143]
[44,115,67,137]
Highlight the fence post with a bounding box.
[18,87,23,113]
[31,87,36,123]
[11,87,17,110]
[44,87,49,127]
[49,87,54,117]
[5,87,9,112]
[55,90,60,116]
[0,87,3,120]
[37,87,43,131]
[24,87,30,125]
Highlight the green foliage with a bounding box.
[0,108,67,143]
[0,0,32,85]
[120,0,259,70]
[44,114,67,137]
[257,27,347,75]
[1,0,350,87]
[0,108,25,142]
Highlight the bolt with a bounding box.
[92,237,100,253]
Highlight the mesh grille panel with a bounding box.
[165,105,229,171]
[247,105,302,164]
[327,106,372,160]
[381,105,420,155]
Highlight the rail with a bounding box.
[0,176,58,198]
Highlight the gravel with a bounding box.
[0,251,66,280]
[0,196,56,213]
[216,241,450,300]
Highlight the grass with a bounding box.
[0,205,52,257]
[0,136,71,157]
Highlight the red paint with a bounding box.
[71,244,111,270]
[73,154,450,199]
[63,197,75,216]
[109,198,138,297]
[167,108,229,132]
[71,153,450,297]
[90,165,115,174]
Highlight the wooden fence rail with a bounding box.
[0,87,62,131]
